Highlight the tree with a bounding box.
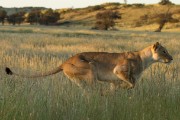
[0,10,7,25]
[159,0,173,5]
[7,11,25,25]
[137,7,179,32]
[7,14,16,25]
[26,10,41,24]
[39,9,60,25]
[94,10,121,30]
[153,8,178,32]
[16,11,25,25]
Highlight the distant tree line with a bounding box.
[7,11,25,25]
[0,10,7,25]
[0,9,60,25]
[27,9,60,25]
[0,0,177,32]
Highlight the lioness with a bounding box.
[5,42,173,92]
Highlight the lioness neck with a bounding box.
[139,45,155,70]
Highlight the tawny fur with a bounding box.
[6,42,173,93]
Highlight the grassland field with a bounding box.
[0,25,180,120]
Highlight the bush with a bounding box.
[87,5,104,12]
[26,10,41,24]
[132,4,145,8]
[159,0,174,5]
[7,11,25,25]
[39,9,60,25]
[92,5,104,11]
[102,2,121,6]
[94,10,121,30]
[0,10,7,25]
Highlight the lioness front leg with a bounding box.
[113,65,135,89]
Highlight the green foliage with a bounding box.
[159,0,174,5]
[39,9,60,25]
[87,5,105,12]
[132,3,145,8]
[0,10,7,25]
[7,11,25,25]
[26,9,60,25]
[26,10,41,25]
[102,2,121,6]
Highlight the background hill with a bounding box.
[0,6,47,15]
[58,3,180,31]
[0,3,180,31]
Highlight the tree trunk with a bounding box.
[154,20,166,32]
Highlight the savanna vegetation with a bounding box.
[0,25,180,120]
[0,1,179,120]
[0,2,180,31]
[94,10,121,30]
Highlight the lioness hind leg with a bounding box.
[63,64,94,98]
[62,63,96,95]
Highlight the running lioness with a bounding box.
[5,42,173,92]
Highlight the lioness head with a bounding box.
[152,42,173,63]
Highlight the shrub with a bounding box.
[102,2,121,6]
[92,5,104,11]
[7,11,25,25]
[159,0,174,5]
[94,10,121,30]
[26,10,41,25]
[39,9,60,25]
[0,10,7,25]
[132,4,145,8]
[87,5,104,12]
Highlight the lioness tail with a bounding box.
[5,66,62,78]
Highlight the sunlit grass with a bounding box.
[0,25,180,120]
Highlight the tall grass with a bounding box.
[0,25,180,120]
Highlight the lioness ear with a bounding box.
[153,42,160,51]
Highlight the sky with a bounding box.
[1,0,180,9]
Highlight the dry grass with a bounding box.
[0,25,180,120]
[59,4,180,31]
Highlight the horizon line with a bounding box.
[1,2,180,9]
